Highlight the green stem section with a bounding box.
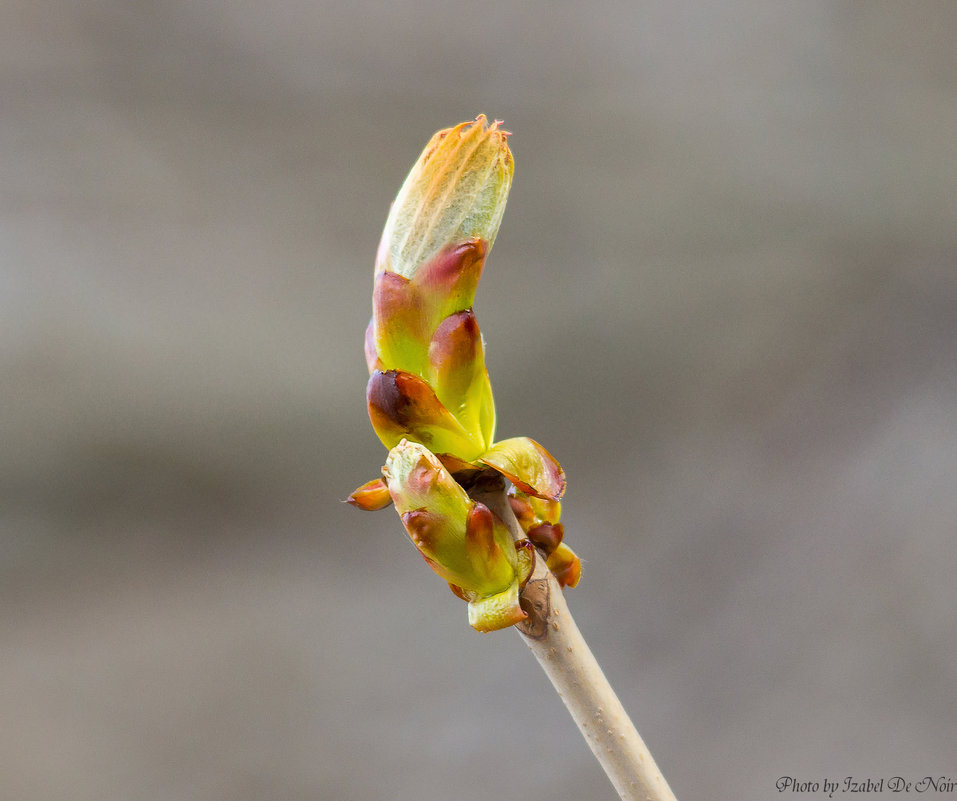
[473,487,679,801]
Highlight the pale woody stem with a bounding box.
[473,488,679,801]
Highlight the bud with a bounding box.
[378,115,513,283]
[385,440,534,632]
[508,486,581,589]
[346,477,393,511]
[366,116,512,461]
[350,117,581,619]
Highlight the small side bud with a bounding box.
[508,486,581,589]
[527,523,564,556]
[346,477,393,511]
[547,543,582,589]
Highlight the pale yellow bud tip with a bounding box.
[378,115,514,279]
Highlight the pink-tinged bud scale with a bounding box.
[367,369,483,459]
[413,239,487,324]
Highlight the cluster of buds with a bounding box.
[508,487,581,590]
[349,116,580,632]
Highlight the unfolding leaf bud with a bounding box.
[353,117,581,624]
[353,117,580,626]
[385,440,533,631]
[377,115,513,284]
[366,117,511,461]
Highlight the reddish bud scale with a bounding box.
[508,494,537,530]
[371,271,427,376]
[367,369,482,458]
[412,239,487,323]
[428,311,483,411]
[527,522,564,556]
[401,510,436,551]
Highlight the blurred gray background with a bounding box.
[2,2,956,800]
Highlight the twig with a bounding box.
[473,487,679,801]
